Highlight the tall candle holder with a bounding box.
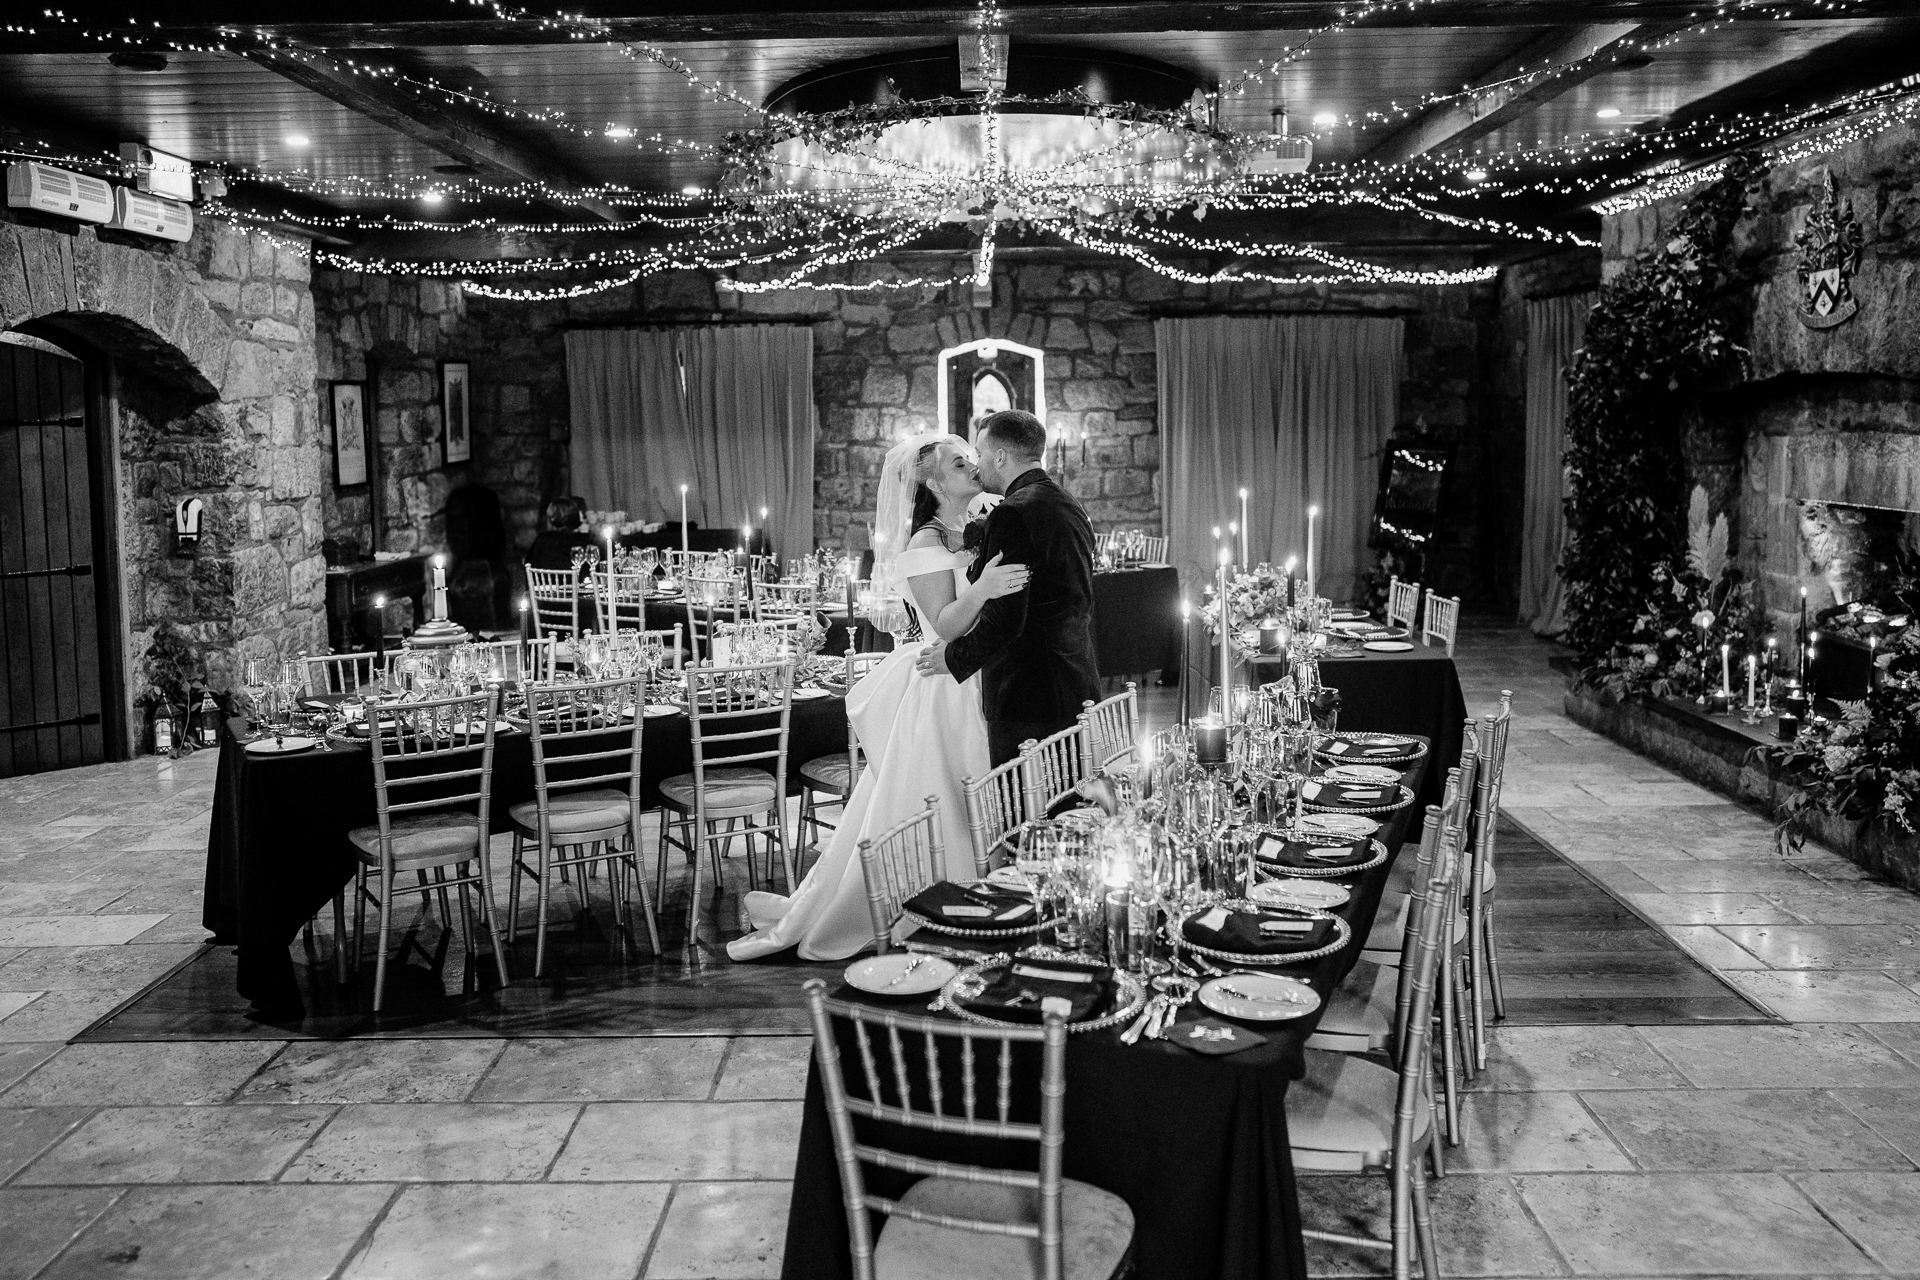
[408,553,471,649]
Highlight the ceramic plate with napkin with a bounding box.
[956,955,1114,1024]
[1318,734,1419,760]
[1302,779,1398,808]
[903,881,1042,931]
[1181,904,1335,956]
[1252,830,1371,870]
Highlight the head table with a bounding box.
[780,738,1433,1280]
[199,689,850,1018]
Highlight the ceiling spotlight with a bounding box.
[421,191,445,205]
[1596,107,1622,119]
[1464,169,1489,182]
[1311,111,1337,127]
[283,134,310,148]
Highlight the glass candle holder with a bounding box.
[1194,719,1228,766]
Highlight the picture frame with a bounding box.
[330,380,369,488]
[440,360,472,465]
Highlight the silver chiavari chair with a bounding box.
[656,660,796,943]
[797,650,888,862]
[1077,682,1139,775]
[755,579,818,623]
[683,572,744,662]
[855,795,944,955]
[345,689,509,1012]
[802,981,1137,1280]
[596,566,654,634]
[1422,590,1461,657]
[1289,811,1455,1280]
[507,676,659,975]
[304,651,380,697]
[961,754,1031,878]
[526,565,583,642]
[1137,533,1168,563]
[1018,723,1090,819]
[1386,576,1422,630]
[1466,692,1513,1066]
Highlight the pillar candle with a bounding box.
[1218,548,1233,715]
[679,484,690,561]
[431,555,448,621]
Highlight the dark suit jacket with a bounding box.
[944,469,1101,729]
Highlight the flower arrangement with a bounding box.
[1772,627,1920,839]
[1200,564,1291,657]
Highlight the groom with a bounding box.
[915,410,1101,766]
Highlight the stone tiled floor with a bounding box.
[1,623,1918,1278]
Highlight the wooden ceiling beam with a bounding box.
[1356,22,1686,165]
[243,47,622,222]
[17,2,1914,50]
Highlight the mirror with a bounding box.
[937,338,1045,438]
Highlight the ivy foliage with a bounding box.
[1561,152,1763,666]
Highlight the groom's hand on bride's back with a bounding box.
[914,640,952,678]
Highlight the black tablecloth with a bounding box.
[201,695,848,1016]
[781,743,1432,1280]
[1092,565,1180,679]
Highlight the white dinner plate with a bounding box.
[791,687,835,700]
[244,735,319,755]
[452,720,515,735]
[985,866,1033,890]
[1327,621,1373,636]
[1251,879,1351,909]
[643,704,679,718]
[1364,640,1415,652]
[1198,972,1322,1021]
[845,953,958,997]
[1298,812,1381,839]
[1330,608,1370,621]
[1322,764,1402,784]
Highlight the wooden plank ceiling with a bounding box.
[2,2,1918,263]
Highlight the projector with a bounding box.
[1245,135,1314,176]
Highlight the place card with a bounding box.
[1257,919,1314,934]
[941,904,992,918]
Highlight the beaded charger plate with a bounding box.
[1169,900,1352,966]
[938,962,1147,1034]
[901,891,1054,940]
[1314,732,1427,766]
[1302,783,1415,816]
[1253,838,1389,879]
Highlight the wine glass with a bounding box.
[637,547,658,581]
[241,659,270,730]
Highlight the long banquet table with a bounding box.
[779,739,1434,1280]
[200,693,848,1017]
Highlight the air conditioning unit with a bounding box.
[1245,135,1314,176]
[109,186,192,242]
[6,161,114,224]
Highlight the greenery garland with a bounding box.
[1561,152,1762,668]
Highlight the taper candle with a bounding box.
[1746,653,1756,708]
[1227,521,1240,570]
[518,596,529,641]
[1218,547,1234,715]
[1238,488,1250,566]
[1306,505,1319,602]
[1799,586,1809,682]
[372,593,386,663]
[1179,597,1191,729]
[679,484,690,561]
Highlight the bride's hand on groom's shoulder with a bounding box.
[914,640,952,678]
[972,552,1030,601]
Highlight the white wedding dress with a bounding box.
[727,545,990,961]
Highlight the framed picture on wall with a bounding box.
[330,380,368,487]
[441,360,472,465]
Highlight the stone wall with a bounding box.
[1601,115,1920,632]
[0,210,328,721]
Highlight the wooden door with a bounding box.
[0,339,110,774]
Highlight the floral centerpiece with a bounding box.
[1200,564,1290,658]
[1771,627,1920,842]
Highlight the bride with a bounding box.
[727,432,1028,961]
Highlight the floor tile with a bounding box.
[645,1182,792,1280]
[0,1040,60,1091]
[1,1041,285,1106]
[1452,1092,1634,1172]
[1514,1171,1877,1274]
[0,990,129,1042]
[1474,1026,1689,1093]
[1581,1088,1911,1171]
[551,1101,801,1181]
[1763,890,1920,926]
[1623,893,1801,927]
[0,881,127,915]
[0,1187,124,1280]
[1298,1172,1566,1277]
[713,1038,814,1100]
[235,1039,504,1105]
[346,1182,667,1280]
[282,1102,578,1183]
[0,915,168,947]
[38,1184,394,1280]
[1830,1088,1920,1165]
[0,1105,92,1181]
[15,1106,333,1183]
[0,991,41,1020]
[1863,1022,1920,1066]
[0,944,200,992]
[1714,924,1920,970]
[1725,970,1920,1022]
[1639,1023,1920,1088]
[1794,1172,1920,1270]
[1660,926,1771,970]
[473,1037,726,1102]
[1618,861,1824,895]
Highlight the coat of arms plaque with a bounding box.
[1794,170,1863,330]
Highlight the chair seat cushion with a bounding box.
[799,752,851,794]
[348,812,481,867]
[508,788,631,836]
[1289,1048,1431,1167]
[873,1176,1134,1280]
[1307,960,1395,1047]
[659,766,777,812]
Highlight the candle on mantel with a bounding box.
[679,484,691,561]
[1720,643,1731,698]
[1746,653,1757,708]
[1799,586,1809,682]
[1217,547,1234,719]
[372,593,387,663]
[431,555,449,621]
[1179,597,1192,729]
[1306,505,1319,603]
[1238,488,1250,567]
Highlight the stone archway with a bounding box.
[1,216,330,710]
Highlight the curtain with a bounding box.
[1518,293,1594,636]
[565,325,815,558]
[1158,315,1404,603]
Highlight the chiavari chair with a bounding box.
[855,795,944,955]
[683,572,744,662]
[656,660,796,943]
[1466,691,1513,1066]
[1136,533,1169,563]
[345,689,510,1012]
[526,565,583,641]
[1076,682,1139,775]
[1422,591,1461,657]
[303,651,380,697]
[1288,827,1456,1280]
[1386,576,1422,630]
[796,650,888,862]
[961,754,1032,878]
[755,579,819,622]
[507,676,659,975]
[802,981,1136,1280]
[595,565,654,633]
[1018,723,1090,819]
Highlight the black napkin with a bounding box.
[1253,831,1370,870]
[1320,735,1417,760]
[1182,905,1333,955]
[1304,780,1397,808]
[904,881,1041,931]
[960,956,1112,1024]
[1167,1015,1270,1056]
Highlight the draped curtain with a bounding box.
[1158,315,1404,603]
[1517,292,1594,636]
[565,325,815,557]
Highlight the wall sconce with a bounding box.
[173,497,203,557]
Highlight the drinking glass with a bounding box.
[637,547,657,580]
[241,659,270,727]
